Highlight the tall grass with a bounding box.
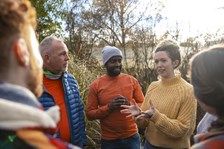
[68,55,104,148]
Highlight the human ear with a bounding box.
[44,54,51,64]
[14,38,30,66]
[172,60,179,68]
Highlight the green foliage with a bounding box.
[30,0,64,41]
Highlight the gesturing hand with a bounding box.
[136,100,155,120]
[108,95,130,111]
[120,99,155,120]
[120,99,141,118]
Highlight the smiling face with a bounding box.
[105,56,122,77]
[46,39,70,74]
[154,51,176,79]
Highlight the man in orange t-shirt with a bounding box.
[86,46,144,149]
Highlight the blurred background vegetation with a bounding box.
[30,0,224,148]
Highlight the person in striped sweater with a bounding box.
[0,0,79,148]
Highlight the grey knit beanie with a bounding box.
[102,46,123,65]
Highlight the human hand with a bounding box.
[108,96,130,111]
[120,99,141,118]
[136,100,155,120]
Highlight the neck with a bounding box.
[44,69,62,80]
[0,69,28,89]
[44,69,62,75]
[106,73,120,77]
[160,74,181,86]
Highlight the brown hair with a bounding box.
[0,0,36,71]
[191,45,224,118]
[155,39,181,68]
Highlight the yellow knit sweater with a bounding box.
[138,75,197,149]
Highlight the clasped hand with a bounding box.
[108,95,130,110]
[120,100,155,120]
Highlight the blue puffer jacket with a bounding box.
[38,72,87,148]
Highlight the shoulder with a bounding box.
[120,73,134,78]
[63,72,78,84]
[179,78,194,94]
[90,75,104,84]
[144,81,159,95]
[89,75,105,90]
[148,81,160,89]
[119,73,139,82]
[64,72,76,80]
[180,78,192,87]
[150,80,160,86]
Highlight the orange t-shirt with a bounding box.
[43,75,70,142]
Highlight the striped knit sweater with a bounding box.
[0,83,80,149]
[138,74,197,149]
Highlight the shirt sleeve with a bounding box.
[133,78,145,107]
[85,83,111,120]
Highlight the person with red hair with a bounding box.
[0,0,79,148]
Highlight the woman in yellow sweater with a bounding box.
[121,39,197,149]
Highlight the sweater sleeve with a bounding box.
[133,78,144,107]
[150,88,197,138]
[85,83,111,120]
[137,83,158,128]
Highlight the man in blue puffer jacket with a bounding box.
[38,36,87,148]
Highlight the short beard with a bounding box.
[108,71,120,77]
[107,66,122,77]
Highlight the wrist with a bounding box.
[134,108,142,117]
[146,113,153,119]
[108,104,112,111]
[145,111,153,119]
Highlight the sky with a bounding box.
[155,0,224,39]
[64,0,224,40]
